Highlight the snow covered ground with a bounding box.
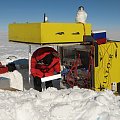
[0,32,120,120]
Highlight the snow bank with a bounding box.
[0,87,120,120]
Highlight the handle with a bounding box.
[56,32,64,35]
[72,32,80,35]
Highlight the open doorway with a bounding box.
[59,44,94,89]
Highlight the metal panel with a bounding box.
[9,22,91,44]
[94,42,120,91]
[9,23,41,43]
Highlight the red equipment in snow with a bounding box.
[0,62,17,74]
[0,62,8,74]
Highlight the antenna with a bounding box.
[43,13,48,23]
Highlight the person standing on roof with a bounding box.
[31,47,61,92]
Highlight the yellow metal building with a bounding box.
[8,22,120,92]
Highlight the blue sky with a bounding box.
[0,0,120,39]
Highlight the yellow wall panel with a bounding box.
[8,22,91,44]
[9,23,41,43]
[95,42,120,91]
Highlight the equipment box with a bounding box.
[0,78,18,91]
[92,30,107,45]
[9,22,91,44]
[0,71,23,91]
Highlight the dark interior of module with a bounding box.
[59,44,94,89]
